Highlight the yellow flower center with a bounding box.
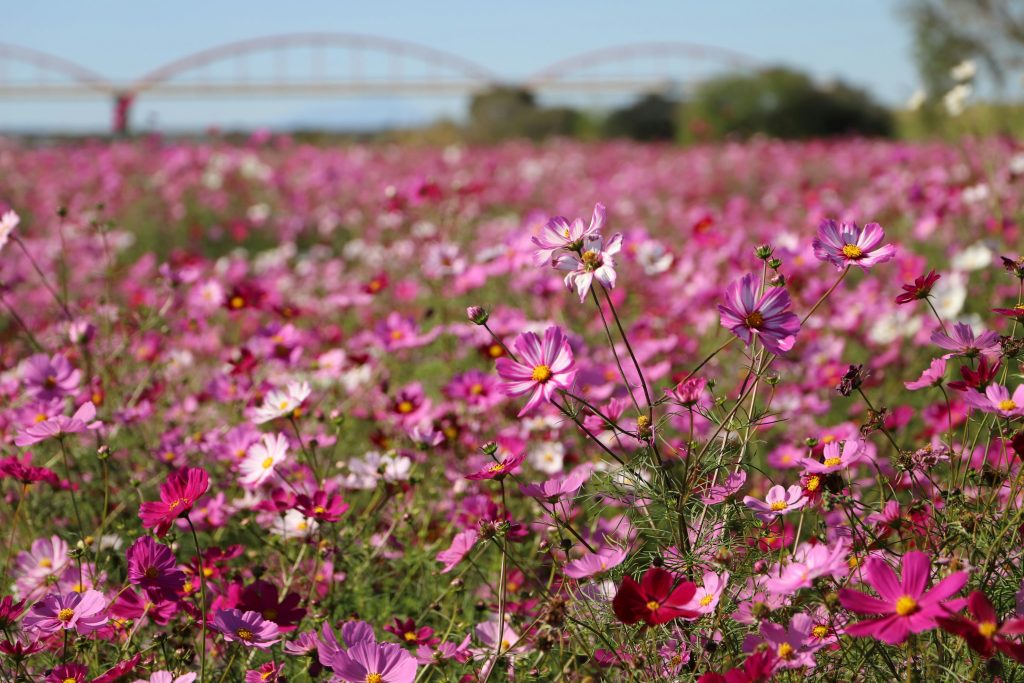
[777,642,794,660]
[64,678,78,683]
[390,330,404,340]
[34,413,48,423]
[470,383,484,395]
[842,244,864,259]
[699,594,714,606]
[397,401,414,414]
[769,501,788,511]
[183,581,194,593]
[404,631,418,641]
[168,498,187,511]
[823,457,842,468]
[230,296,245,309]
[278,400,290,410]
[531,365,552,383]
[806,475,821,492]
[57,608,75,622]
[997,399,1017,412]
[744,311,765,328]
[487,463,506,473]
[237,628,254,641]
[487,344,504,358]
[313,505,326,515]
[822,434,836,444]
[895,595,918,616]
[144,566,159,579]
[39,558,52,568]
[979,621,998,638]
[812,625,829,639]
[581,249,601,269]
[261,457,274,469]
[646,600,660,611]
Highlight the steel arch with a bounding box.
[0,42,113,93]
[131,32,499,93]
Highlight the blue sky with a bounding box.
[2,1,919,132]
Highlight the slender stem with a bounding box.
[12,235,73,319]
[600,283,652,411]
[801,267,850,326]
[187,517,209,683]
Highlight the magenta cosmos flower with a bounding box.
[930,321,1001,358]
[211,608,281,649]
[466,451,527,481]
[531,202,606,266]
[962,383,1024,417]
[495,326,577,417]
[905,357,946,390]
[801,439,867,474]
[718,274,800,355]
[743,484,806,522]
[126,536,185,600]
[838,551,968,644]
[138,467,210,537]
[554,232,623,302]
[14,401,102,447]
[812,219,896,270]
[330,640,418,683]
[23,589,108,634]
[21,353,81,400]
[436,528,478,574]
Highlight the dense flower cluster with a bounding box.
[0,136,1022,681]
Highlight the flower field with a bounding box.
[1,135,1023,682]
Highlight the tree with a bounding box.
[902,0,1024,90]
[603,93,679,142]
[680,68,892,142]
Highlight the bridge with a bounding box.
[0,34,759,133]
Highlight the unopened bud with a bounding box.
[466,306,489,325]
[754,244,773,260]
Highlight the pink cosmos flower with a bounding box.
[905,357,946,390]
[801,439,867,474]
[532,202,606,266]
[701,471,747,504]
[812,219,896,270]
[444,369,503,411]
[466,451,526,481]
[962,383,1024,417]
[518,469,587,502]
[495,326,577,417]
[14,401,102,447]
[375,312,441,351]
[838,551,968,644]
[563,546,628,580]
[930,322,1001,358]
[436,529,478,573]
[211,608,281,649]
[682,571,730,616]
[554,232,623,302]
[747,613,821,670]
[765,541,849,594]
[330,641,418,683]
[743,485,806,522]
[132,672,198,683]
[718,274,801,355]
[239,432,289,487]
[23,589,108,634]
[21,353,81,400]
[138,467,210,537]
[666,376,708,407]
[126,536,185,600]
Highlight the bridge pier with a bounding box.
[112,92,134,135]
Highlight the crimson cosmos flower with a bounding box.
[936,591,1024,662]
[895,269,941,304]
[138,467,210,537]
[612,566,699,625]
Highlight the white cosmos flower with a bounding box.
[943,83,972,116]
[906,89,926,112]
[529,441,565,475]
[272,509,318,539]
[239,432,289,488]
[930,271,967,320]
[951,242,993,271]
[344,451,412,489]
[252,381,311,424]
[0,210,19,253]
[950,59,977,82]
[869,310,922,345]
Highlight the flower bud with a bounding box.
[754,244,773,260]
[466,306,489,325]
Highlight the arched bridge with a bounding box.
[0,34,760,133]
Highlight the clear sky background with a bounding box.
[2,1,922,133]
